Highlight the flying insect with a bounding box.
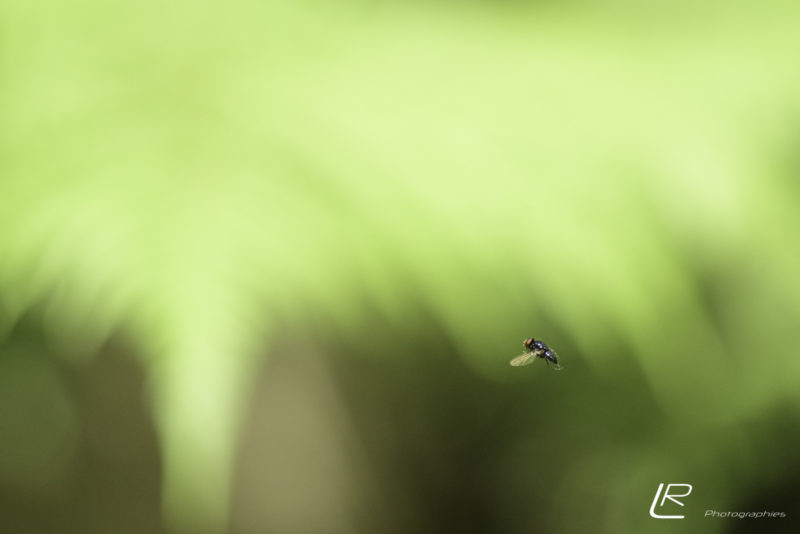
[510,338,562,370]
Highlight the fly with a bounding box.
[510,338,562,370]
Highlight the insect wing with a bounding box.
[510,352,537,367]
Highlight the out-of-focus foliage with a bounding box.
[1,1,800,533]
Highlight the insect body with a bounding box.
[510,338,562,370]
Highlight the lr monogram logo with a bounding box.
[649,483,693,519]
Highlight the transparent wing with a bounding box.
[510,352,537,367]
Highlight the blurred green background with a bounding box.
[2,1,800,533]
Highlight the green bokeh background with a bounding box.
[2,1,800,533]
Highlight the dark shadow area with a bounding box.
[0,307,166,534]
[726,476,800,534]
[725,404,800,534]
